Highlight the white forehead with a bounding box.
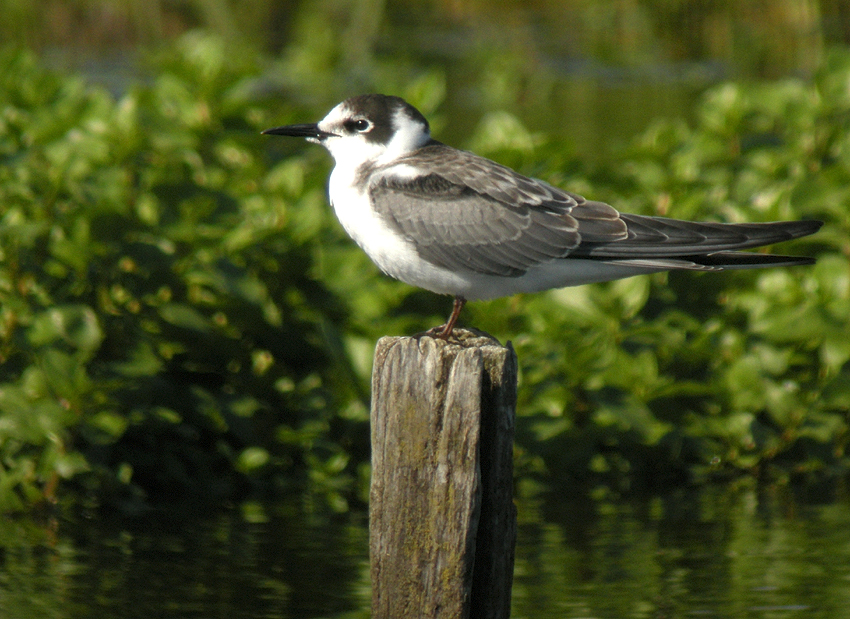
[319,100,358,127]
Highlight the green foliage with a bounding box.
[0,38,369,512]
[473,51,850,490]
[0,35,848,513]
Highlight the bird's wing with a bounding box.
[369,143,626,276]
[370,143,821,276]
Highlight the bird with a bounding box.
[263,94,822,339]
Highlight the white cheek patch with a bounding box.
[325,135,385,166]
[379,109,430,163]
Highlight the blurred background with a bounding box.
[1,1,849,618]
[11,0,850,157]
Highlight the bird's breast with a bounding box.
[328,166,423,277]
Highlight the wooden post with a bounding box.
[370,329,517,619]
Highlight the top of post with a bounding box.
[376,327,509,353]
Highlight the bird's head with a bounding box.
[263,94,432,167]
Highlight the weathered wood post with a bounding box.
[370,329,518,619]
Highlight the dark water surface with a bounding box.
[513,484,850,618]
[3,483,849,618]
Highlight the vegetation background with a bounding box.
[0,0,848,516]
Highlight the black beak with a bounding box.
[261,123,337,139]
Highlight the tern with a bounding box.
[264,94,821,339]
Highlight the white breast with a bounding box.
[327,162,489,298]
[327,165,431,281]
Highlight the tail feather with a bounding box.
[577,217,823,258]
[688,252,817,269]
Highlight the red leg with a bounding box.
[436,296,466,340]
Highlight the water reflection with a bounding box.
[0,502,370,619]
[513,483,850,618]
[2,484,849,618]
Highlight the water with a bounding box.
[512,483,850,618]
[2,483,849,618]
[0,501,370,619]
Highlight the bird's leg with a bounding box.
[435,296,466,340]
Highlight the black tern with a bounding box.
[264,94,822,338]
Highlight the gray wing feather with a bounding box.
[370,143,626,276]
[373,175,573,276]
[369,142,821,277]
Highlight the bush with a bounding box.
[492,53,850,491]
[0,38,369,512]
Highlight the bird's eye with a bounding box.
[344,119,370,133]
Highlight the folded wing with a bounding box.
[369,143,821,276]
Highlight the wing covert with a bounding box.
[368,143,628,276]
